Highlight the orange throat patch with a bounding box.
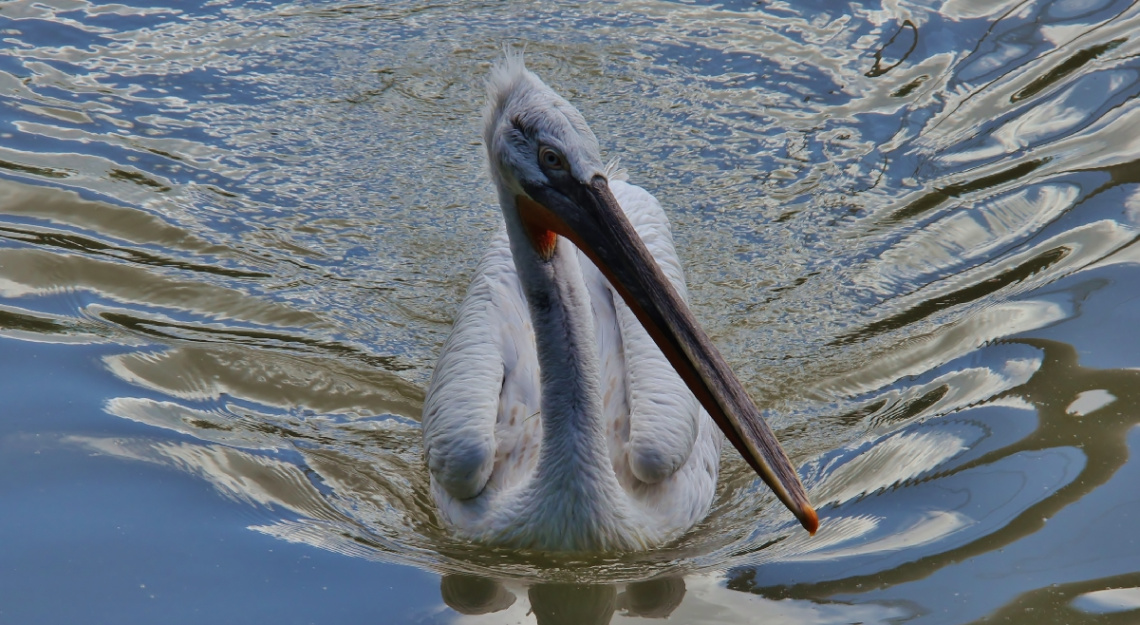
[516,195,560,261]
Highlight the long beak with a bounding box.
[521,175,818,534]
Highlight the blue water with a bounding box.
[4,0,1140,623]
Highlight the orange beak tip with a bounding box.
[802,506,820,536]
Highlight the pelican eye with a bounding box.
[539,147,567,171]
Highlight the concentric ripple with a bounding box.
[4,1,1140,623]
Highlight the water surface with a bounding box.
[3,1,1140,623]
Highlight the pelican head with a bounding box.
[479,54,818,534]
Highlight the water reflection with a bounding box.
[4,0,1140,622]
[482,576,685,624]
[440,575,517,616]
[521,582,620,625]
[730,336,1140,604]
[438,572,917,624]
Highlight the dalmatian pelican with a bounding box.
[422,54,817,551]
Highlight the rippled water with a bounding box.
[4,0,1140,623]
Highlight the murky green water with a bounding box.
[3,0,1140,623]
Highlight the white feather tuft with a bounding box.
[604,157,628,181]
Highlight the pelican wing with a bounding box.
[422,231,527,500]
[584,180,703,485]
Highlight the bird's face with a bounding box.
[483,60,818,534]
[485,79,610,261]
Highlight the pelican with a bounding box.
[422,54,817,551]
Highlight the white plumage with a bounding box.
[422,54,815,551]
[425,180,722,550]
